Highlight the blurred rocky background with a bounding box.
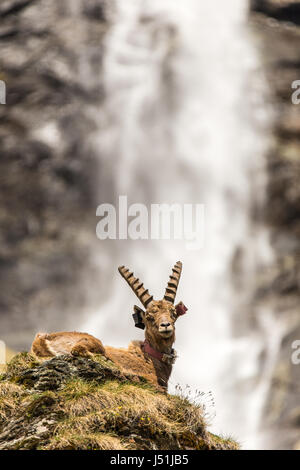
[251,0,300,450]
[0,0,299,450]
[0,0,108,348]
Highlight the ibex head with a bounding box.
[118,262,187,349]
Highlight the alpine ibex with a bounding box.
[31,262,187,390]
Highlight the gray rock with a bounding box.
[0,0,108,349]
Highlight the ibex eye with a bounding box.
[146,313,155,321]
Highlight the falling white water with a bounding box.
[83,0,275,448]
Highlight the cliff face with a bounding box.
[0,353,238,450]
[0,0,107,349]
[250,0,300,450]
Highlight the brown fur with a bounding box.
[105,300,179,390]
[31,331,106,358]
[31,300,181,390]
[31,262,185,391]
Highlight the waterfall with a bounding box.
[83,0,274,448]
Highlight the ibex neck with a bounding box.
[145,332,175,355]
[142,339,177,367]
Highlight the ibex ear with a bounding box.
[132,305,145,330]
[175,301,188,317]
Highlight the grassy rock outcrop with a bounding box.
[0,353,238,450]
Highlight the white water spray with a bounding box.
[84,0,275,448]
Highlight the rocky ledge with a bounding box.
[0,353,239,450]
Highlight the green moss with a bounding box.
[3,352,41,382]
[60,378,99,401]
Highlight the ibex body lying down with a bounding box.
[31,262,187,390]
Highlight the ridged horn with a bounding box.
[118,266,153,308]
[164,261,182,304]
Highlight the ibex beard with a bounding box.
[31,261,188,391]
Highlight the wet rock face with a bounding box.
[252,0,300,26]
[250,1,300,450]
[0,0,107,349]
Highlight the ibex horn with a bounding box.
[118,266,154,308]
[164,261,182,304]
